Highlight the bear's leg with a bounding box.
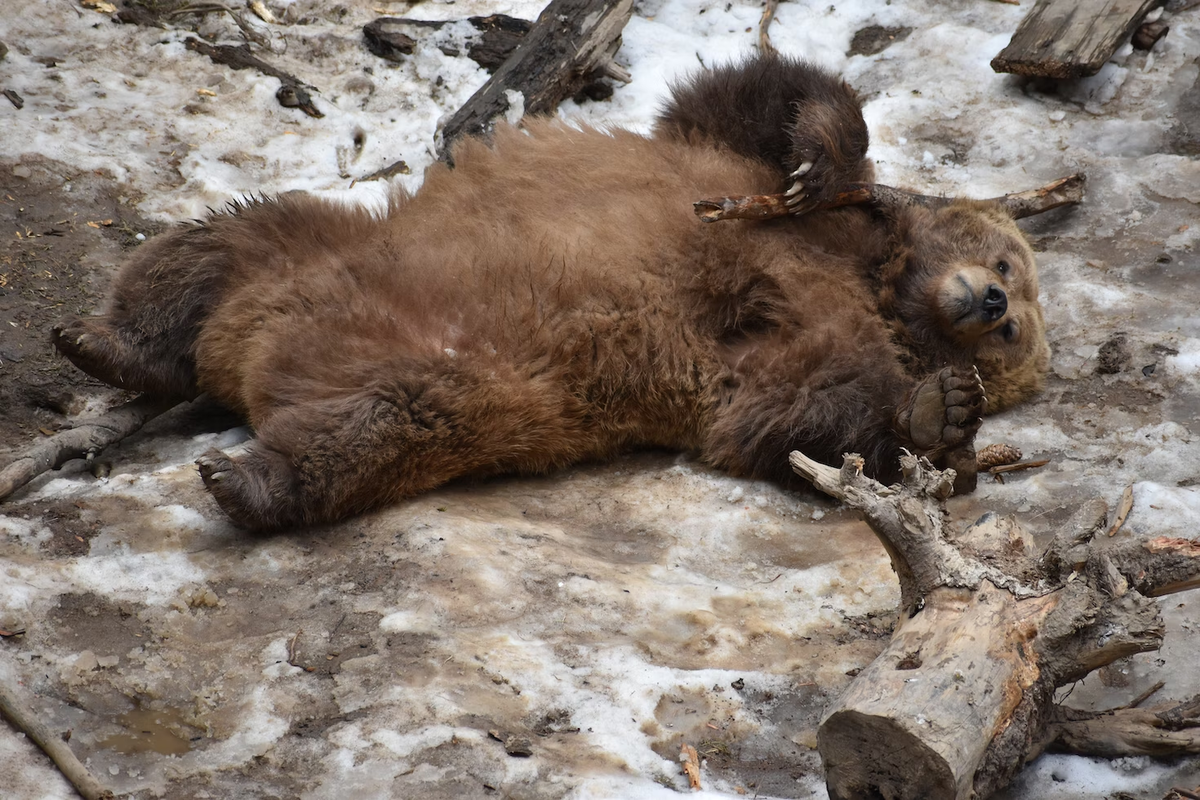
[195,392,445,530]
[655,53,871,211]
[51,315,161,394]
[195,373,581,530]
[51,225,231,399]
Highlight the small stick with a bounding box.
[1107,484,1134,537]
[988,459,1051,475]
[1117,680,1166,711]
[759,0,780,55]
[0,681,114,800]
[1172,788,1200,800]
[693,174,1085,223]
[0,395,178,502]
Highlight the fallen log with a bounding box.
[693,173,1085,223]
[991,0,1164,78]
[0,395,177,502]
[438,0,633,158]
[788,450,1200,800]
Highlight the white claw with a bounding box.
[785,193,807,207]
[207,470,229,483]
[785,180,805,197]
[790,161,814,178]
[76,335,86,345]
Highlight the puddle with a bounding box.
[99,707,196,756]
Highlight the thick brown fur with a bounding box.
[52,55,1049,530]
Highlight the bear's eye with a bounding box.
[997,260,1011,276]
[1000,321,1019,343]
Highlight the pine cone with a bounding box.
[977,443,1022,470]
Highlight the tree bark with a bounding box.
[788,451,1200,800]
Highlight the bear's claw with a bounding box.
[197,450,234,488]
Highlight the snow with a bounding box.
[2,0,1200,798]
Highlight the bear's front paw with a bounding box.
[897,366,987,453]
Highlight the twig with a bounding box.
[759,0,780,54]
[0,395,178,502]
[988,459,1050,475]
[1114,680,1166,711]
[0,681,114,800]
[1171,787,1200,800]
[287,629,302,667]
[694,174,1086,223]
[1107,484,1134,537]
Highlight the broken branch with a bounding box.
[438,0,633,157]
[0,680,114,800]
[0,395,177,502]
[694,174,1086,223]
[1041,696,1200,758]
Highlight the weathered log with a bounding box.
[0,395,177,502]
[788,450,1200,800]
[694,174,1085,223]
[991,0,1163,78]
[438,0,633,158]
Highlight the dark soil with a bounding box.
[0,156,162,454]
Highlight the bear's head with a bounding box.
[884,200,1050,411]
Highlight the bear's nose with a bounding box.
[981,284,1007,322]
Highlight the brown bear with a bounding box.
[51,55,1049,530]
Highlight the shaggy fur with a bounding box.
[53,55,1049,530]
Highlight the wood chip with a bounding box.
[680,742,702,790]
[248,0,277,24]
[1107,484,1135,537]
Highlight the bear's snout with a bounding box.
[981,284,1007,322]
